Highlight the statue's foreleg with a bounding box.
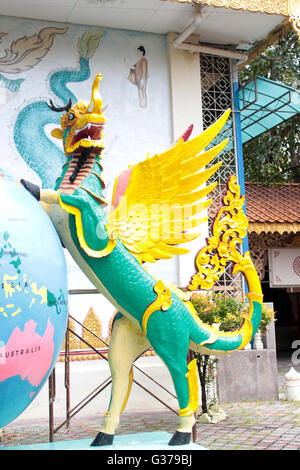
[91,314,150,447]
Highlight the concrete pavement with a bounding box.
[1,353,300,450]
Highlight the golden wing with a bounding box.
[107,109,230,264]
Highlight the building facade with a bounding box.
[0,0,298,356]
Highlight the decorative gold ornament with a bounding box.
[80,307,107,350]
[160,0,289,15]
[288,0,300,38]
[188,174,248,291]
[120,367,133,414]
[187,174,263,354]
[178,359,200,416]
[142,280,172,334]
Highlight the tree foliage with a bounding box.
[239,31,300,183]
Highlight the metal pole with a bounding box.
[65,318,70,431]
[48,368,56,442]
[132,378,178,415]
[54,378,112,434]
[69,314,177,398]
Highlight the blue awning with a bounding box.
[239,76,300,144]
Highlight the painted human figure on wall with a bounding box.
[127,45,148,108]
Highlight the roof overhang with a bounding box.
[248,222,300,234]
[245,182,300,235]
[0,0,297,56]
[164,0,289,16]
[163,0,299,40]
[239,76,300,144]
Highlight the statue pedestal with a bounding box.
[3,431,206,451]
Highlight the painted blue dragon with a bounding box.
[14,29,103,188]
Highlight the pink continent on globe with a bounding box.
[0,318,54,387]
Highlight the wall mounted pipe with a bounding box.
[172,13,203,48]
[175,41,248,62]
[172,11,248,65]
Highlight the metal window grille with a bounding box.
[200,53,242,294]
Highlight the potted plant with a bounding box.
[190,292,275,421]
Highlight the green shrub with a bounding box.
[189,292,275,414]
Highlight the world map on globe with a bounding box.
[0,169,68,428]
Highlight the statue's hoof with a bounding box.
[168,431,191,446]
[90,431,114,447]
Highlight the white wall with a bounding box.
[0,16,171,188]
[167,32,208,288]
[0,16,180,331]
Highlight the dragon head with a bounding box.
[50,73,106,156]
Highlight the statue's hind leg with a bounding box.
[146,316,199,446]
[167,358,199,446]
[91,313,150,447]
[159,355,199,446]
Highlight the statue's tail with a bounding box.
[186,174,263,356]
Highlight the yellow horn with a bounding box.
[89,73,103,114]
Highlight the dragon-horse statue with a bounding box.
[21,73,263,447]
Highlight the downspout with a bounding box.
[172,13,203,49]
[172,12,248,66]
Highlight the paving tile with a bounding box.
[2,358,300,451]
[282,446,300,450]
[265,446,285,450]
[277,435,294,441]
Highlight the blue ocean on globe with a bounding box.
[0,169,68,428]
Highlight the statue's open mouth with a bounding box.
[59,120,105,191]
[71,122,104,149]
[59,147,98,191]
[68,147,93,183]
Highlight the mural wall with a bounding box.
[0,16,174,349]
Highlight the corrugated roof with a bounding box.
[239,77,300,144]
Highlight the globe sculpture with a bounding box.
[0,169,68,429]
